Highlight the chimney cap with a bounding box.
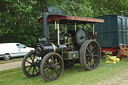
[121,11,123,16]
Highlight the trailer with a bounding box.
[95,14,128,59]
[22,8,104,81]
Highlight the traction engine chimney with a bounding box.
[42,8,49,41]
[121,11,123,16]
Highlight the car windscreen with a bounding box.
[16,44,26,48]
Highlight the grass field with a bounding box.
[0,57,128,85]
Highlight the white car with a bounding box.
[0,43,34,60]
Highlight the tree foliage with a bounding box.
[0,0,41,46]
[89,0,128,17]
[0,0,128,46]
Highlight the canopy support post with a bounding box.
[93,24,94,35]
[55,21,57,29]
[75,23,77,31]
[65,24,67,33]
[57,21,60,45]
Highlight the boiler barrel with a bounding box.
[35,42,66,57]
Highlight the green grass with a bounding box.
[0,57,23,64]
[0,57,128,85]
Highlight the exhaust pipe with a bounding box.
[42,8,49,41]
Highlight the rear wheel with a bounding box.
[22,51,41,77]
[80,40,101,70]
[3,54,11,61]
[40,52,64,81]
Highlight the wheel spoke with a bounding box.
[54,69,58,75]
[44,68,50,73]
[32,67,35,75]
[93,62,96,66]
[34,66,38,73]
[28,66,32,73]
[26,60,32,64]
[32,55,35,62]
[44,64,51,68]
[86,48,90,53]
[54,59,57,63]
[25,65,31,68]
[29,56,33,61]
[48,70,53,78]
[92,45,97,53]
[35,59,39,63]
[55,61,61,66]
[93,55,98,58]
[52,71,54,79]
[86,54,89,56]
[56,67,61,70]
[86,57,90,63]
[47,59,52,65]
[89,44,93,51]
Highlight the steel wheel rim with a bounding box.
[23,52,40,77]
[84,41,100,70]
[42,54,63,81]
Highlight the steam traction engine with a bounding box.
[22,8,104,81]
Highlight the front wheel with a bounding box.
[80,40,101,70]
[40,52,64,81]
[22,51,40,77]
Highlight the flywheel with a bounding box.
[75,28,88,46]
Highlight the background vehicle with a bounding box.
[0,43,34,60]
[95,12,128,59]
[22,8,104,81]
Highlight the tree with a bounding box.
[89,0,128,17]
[0,0,41,46]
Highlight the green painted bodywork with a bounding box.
[63,51,78,60]
[95,15,128,48]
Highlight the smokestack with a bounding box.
[42,7,49,41]
[121,11,123,16]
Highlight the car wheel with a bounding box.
[3,54,11,61]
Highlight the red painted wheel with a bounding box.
[118,50,124,60]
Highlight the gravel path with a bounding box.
[0,61,22,71]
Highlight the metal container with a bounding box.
[95,15,128,48]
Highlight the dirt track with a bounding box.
[0,61,21,71]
